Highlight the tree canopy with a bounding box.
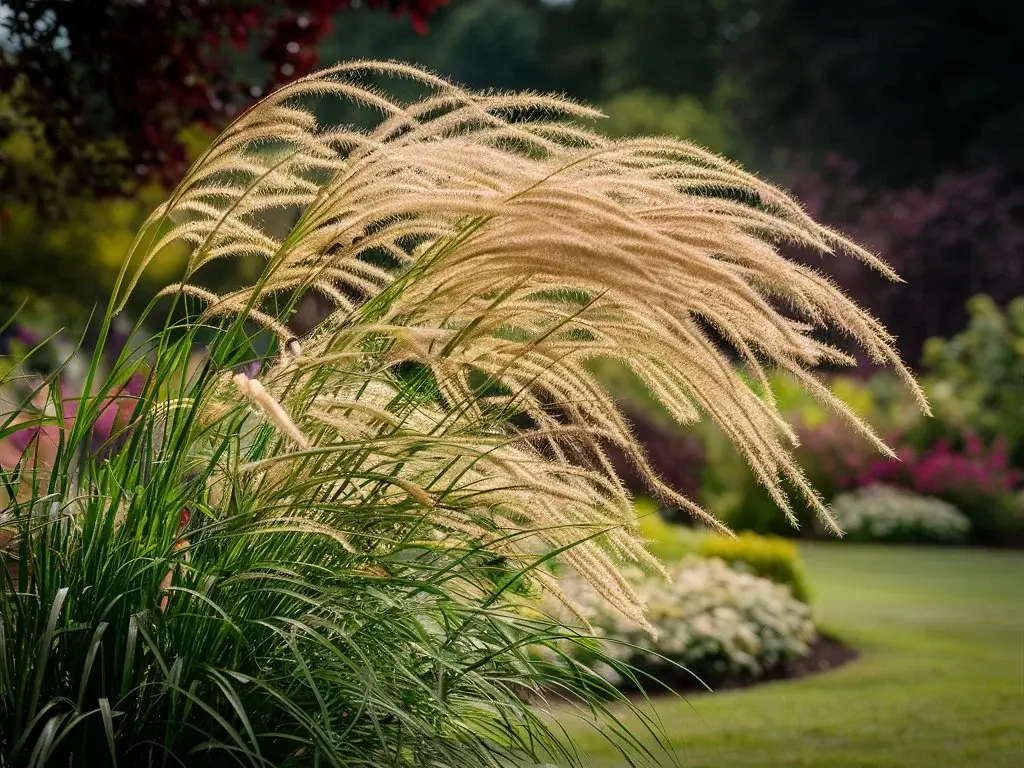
[0,1,448,211]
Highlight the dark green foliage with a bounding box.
[431,0,545,91]
[596,0,761,100]
[733,0,1024,188]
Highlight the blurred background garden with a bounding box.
[1,1,1022,766]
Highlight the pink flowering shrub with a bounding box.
[0,374,147,499]
[719,412,1024,545]
[856,434,1023,544]
[712,372,905,538]
[0,314,148,481]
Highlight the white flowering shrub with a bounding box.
[545,557,815,687]
[828,485,970,543]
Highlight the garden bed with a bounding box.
[622,633,858,699]
[536,633,858,707]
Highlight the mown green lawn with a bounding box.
[557,543,1024,767]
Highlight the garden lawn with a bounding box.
[557,543,1024,767]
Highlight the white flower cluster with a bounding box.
[549,557,815,685]
[828,485,970,543]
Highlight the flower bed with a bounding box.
[828,485,971,544]
[547,557,817,690]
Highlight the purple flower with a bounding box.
[0,323,40,355]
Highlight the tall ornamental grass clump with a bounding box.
[0,61,923,767]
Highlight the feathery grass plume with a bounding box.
[140,59,924,542]
[0,60,924,766]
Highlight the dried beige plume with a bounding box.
[123,61,926,629]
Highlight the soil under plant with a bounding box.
[623,633,858,699]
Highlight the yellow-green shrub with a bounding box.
[635,498,703,563]
[698,532,811,602]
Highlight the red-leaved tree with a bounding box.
[0,1,448,211]
[781,154,1024,365]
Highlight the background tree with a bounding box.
[431,0,545,90]
[4,0,1023,366]
[0,0,448,321]
[731,0,1023,188]
[0,0,449,214]
[595,0,760,99]
[726,0,1024,363]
